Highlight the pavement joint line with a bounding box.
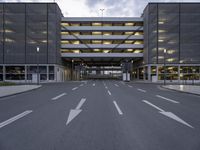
[156,95,179,104]
[72,87,78,91]
[51,93,66,100]
[0,110,33,129]
[137,88,146,93]
[113,101,123,115]
[107,90,112,96]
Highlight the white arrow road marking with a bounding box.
[105,86,108,89]
[114,84,119,87]
[113,101,123,115]
[52,93,66,100]
[128,85,133,88]
[142,100,194,129]
[72,87,78,91]
[156,95,179,104]
[137,88,146,93]
[0,110,33,129]
[107,90,111,96]
[66,98,86,125]
[93,83,95,86]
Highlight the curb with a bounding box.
[0,85,42,99]
[160,85,200,96]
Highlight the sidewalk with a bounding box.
[162,85,200,96]
[0,85,41,98]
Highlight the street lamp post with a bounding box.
[71,59,74,80]
[164,49,167,85]
[36,46,40,85]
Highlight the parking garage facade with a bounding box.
[0,2,200,83]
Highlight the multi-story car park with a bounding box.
[0,2,200,83]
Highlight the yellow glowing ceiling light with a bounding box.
[125,32,134,35]
[103,50,110,53]
[5,29,13,33]
[134,41,142,44]
[73,32,80,35]
[73,50,80,53]
[61,40,69,44]
[93,49,100,52]
[72,41,80,44]
[158,30,166,33]
[103,32,112,35]
[167,50,175,54]
[158,21,164,24]
[158,56,164,59]
[92,32,102,35]
[103,41,112,44]
[125,40,133,44]
[134,50,142,53]
[61,49,70,52]
[125,22,134,26]
[41,40,47,43]
[61,22,69,26]
[61,32,69,35]
[92,40,101,44]
[127,49,133,52]
[158,39,164,42]
[167,58,175,62]
[92,22,102,26]
[134,32,142,35]
[71,23,80,26]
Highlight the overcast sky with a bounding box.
[1,0,200,17]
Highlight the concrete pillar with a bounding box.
[137,68,139,80]
[148,65,151,81]
[178,65,180,83]
[25,65,27,83]
[47,65,49,82]
[3,65,5,81]
[156,65,159,81]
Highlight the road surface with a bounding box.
[0,80,200,150]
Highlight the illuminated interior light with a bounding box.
[103,50,110,53]
[41,40,47,43]
[103,41,112,44]
[71,23,80,26]
[103,32,112,35]
[134,32,142,35]
[127,49,133,52]
[72,41,80,44]
[125,41,133,44]
[134,50,142,53]
[167,50,175,54]
[92,40,101,44]
[158,39,164,42]
[61,22,69,26]
[125,22,134,26]
[158,30,166,33]
[93,49,100,52]
[158,56,164,59]
[73,32,80,35]
[167,58,175,62]
[61,32,69,35]
[5,38,15,43]
[103,23,112,26]
[125,32,134,35]
[92,22,102,26]
[61,40,69,44]
[158,21,164,24]
[92,32,102,35]
[73,50,80,53]
[134,41,142,44]
[5,29,13,33]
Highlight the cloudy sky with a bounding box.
[2,0,200,17]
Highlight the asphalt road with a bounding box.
[0,80,200,150]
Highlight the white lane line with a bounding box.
[128,85,133,88]
[107,90,111,96]
[80,84,84,87]
[113,101,123,115]
[76,98,87,110]
[114,84,119,87]
[120,81,125,85]
[0,110,33,129]
[51,93,66,100]
[156,95,179,104]
[142,100,165,112]
[137,88,146,93]
[93,83,95,86]
[72,87,78,91]
[142,100,194,129]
